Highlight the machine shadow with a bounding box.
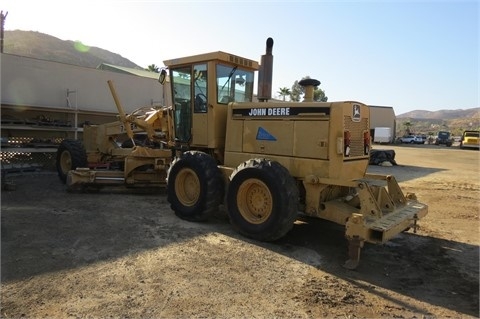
[269,216,479,317]
[367,163,446,183]
[0,174,216,284]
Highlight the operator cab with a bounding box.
[163,52,259,150]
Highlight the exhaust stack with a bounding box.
[257,37,274,102]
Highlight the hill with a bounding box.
[3,30,143,69]
[397,108,480,120]
[396,107,480,137]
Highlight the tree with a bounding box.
[277,87,291,101]
[1,11,8,53]
[146,64,160,73]
[290,80,302,102]
[313,87,328,102]
[403,121,412,135]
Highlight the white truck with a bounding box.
[373,127,392,144]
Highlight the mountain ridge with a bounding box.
[4,30,143,69]
[397,108,479,119]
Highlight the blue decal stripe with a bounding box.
[256,127,277,141]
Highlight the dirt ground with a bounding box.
[1,144,479,318]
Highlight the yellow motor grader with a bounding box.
[57,38,428,269]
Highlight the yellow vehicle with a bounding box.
[58,38,428,269]
[56,79,174,188]
[460,130,479,149]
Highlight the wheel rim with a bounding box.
[237,178,273,224]
[175,168,200,206]
[60,151,72,174]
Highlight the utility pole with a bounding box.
[1,11,8,53]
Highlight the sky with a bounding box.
[1,0,478,115]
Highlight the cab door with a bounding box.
[191,63,208,146]
[171,67,192,143]
[170,63,208,146]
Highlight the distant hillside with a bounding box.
[396,107,480,136]
[397,108,480,120]
[3,30,143,69]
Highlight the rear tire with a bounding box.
[56,139,87,183]
[226,158,298,241]
[167,151,224,222]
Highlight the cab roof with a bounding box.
[163,51,259,71]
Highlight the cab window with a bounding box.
[216,64,254,104]
[193,64,207,113]
[171,67,192,142]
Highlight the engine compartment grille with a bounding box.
[344,116,369,157]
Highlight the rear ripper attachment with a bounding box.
[344,174,427,269]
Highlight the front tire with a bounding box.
[167,151,224,222]
[226,159,299,241]
[56,139,87,183]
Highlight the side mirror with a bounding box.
[158,68,167,84]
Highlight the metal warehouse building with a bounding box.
[1,53,167,170]
[369,105,396,143]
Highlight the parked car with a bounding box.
[435,131,452,147]
[460,130,479,149]
[400,135,424,144]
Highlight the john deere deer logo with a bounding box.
[352,104,361,122]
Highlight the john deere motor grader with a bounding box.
[57,38,428,269]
